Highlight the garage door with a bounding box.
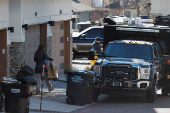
[0,29,7,81]
[51,22,64,73]
[25,25,40,68]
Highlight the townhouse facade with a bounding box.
[78,0,112,22]
[78,0,151,22]
[72,0,94,30]
[0,0,72,80]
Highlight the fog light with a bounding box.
[140,83,147,88]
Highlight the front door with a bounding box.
[0,29,7,81]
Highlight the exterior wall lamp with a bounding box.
[22,24,29,30]
[48,21,55,26]
[8,27,14,33]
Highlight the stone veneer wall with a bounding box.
[9,42,25,77]
[7,45,11,77]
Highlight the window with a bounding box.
[60,63,64,69]
[153,43,163,58]
[60,50,64,56]
[104,43,152,60]
[159,41,167,55]
[60,23,64,30]
[153,46,159,58]
[84,28,103,39]
[93,0,103,8]
[60,37,63,43]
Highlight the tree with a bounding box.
[136,0,151,18]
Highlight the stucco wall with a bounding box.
[0,0,10,45]
[79,0,111,10]
[0,0,9,30]
[151,0,170,16]
[9,0,23,42]
[22,0,72,25]
[79,12,90,22]
[9,0,72,42]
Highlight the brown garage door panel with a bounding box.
[0,29,7,81]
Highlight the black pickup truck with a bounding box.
[89,24,170,103]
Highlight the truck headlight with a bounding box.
[139,68,150,79]
[92,65,100,76]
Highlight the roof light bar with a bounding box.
[116,27,160,33]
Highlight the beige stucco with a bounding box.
[9,0,72,42]
[0,0,10,45]
[151,0,170,16]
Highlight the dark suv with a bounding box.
[73,26,104,59]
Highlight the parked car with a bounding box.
[72,26,104,59]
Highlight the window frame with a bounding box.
[153,43,163,58]
[60,23,64,30]
[60,37,63,43]
[159,41,167,55]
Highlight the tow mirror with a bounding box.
[163,55,170,64]
[88,51,95,60]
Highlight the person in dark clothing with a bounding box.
[34,45,54,94]
[92,37,103,54]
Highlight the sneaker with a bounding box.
[49,87,54,92]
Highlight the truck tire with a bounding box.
[147,79,156,103]
[162,87,168,96]
[93,94,98,102]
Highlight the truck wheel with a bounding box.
[93,94,98,102]
[162,87,168,96]
[147,79,156,103]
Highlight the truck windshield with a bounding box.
[103,43,153,60]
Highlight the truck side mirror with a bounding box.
[163,55,170,64]
[81,34,86,39]
[88,51,95,60]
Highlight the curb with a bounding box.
[29,109,68,113]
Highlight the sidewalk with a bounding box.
[29,80,108,113]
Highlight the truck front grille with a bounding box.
[102,64,137,80]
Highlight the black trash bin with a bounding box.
[3,83,33,113]
[66,70,96,106]
[0,82,4,112]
